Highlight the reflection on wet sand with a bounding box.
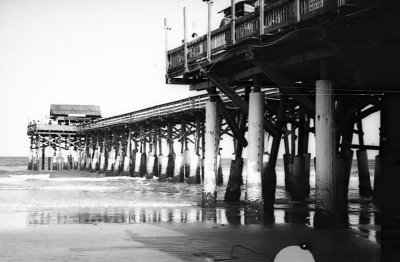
[28,207,237,225]
[28,203,379,243]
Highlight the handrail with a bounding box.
[167,0,341,72]
[78,88,279,132]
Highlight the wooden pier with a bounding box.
[27,104,101,171]
[26,0,399,259]
[164,0,398,260]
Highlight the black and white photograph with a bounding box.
[0,0,398,261]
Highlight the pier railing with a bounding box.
[167,0,348,74]
[78,88,279,132]
[27,124,78,135]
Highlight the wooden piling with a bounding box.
[47,144,52,170]
[139,128,147,178]
[28,149,33,171]
[113,135,122,176]
[146,135,155,179]
[91,137,99,172]
[225,111,246,202]
[41,136,45,170]
[166,123,175,179]
[380,93,400,260]
[106,134,116,176]
[123,129,132,176]
[98,134,106,173]
[263,100,284,213]
[373,155,381,205]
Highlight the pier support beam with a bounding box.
[246,92,264,210]
[380,93,400,261]
[113,134,122,176]
[41,136,45,170]
[373,154,381,205]
[158,128,168,181]
[314,78,338,225]
[133,141,141,177]
[91,137,99,172]
[85,137,92,171]
[28,149,33,171]
[291,112,311,201]
[202,101,220,207]
[123,129,131,176]
[187,119,201,184]
[356,118,372,198]
[356,149,372,198]
[166,123,175,179]
[106,135,116,176]
[225,88,249,201]
[139,129,147,178]
[99,134,106,173]
[53,148,58,170]
[263,100,284,214]
[146,135,155,179]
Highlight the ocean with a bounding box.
[0,157,379,243]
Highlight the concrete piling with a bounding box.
[172,153,183,182]
[114,140,122,176]
[64,153,69,170]
[314,78,338,225]
[91,139,99,172]
[99,136,106,173]
[122,130,131,176]
[85,148,91,171]
[106,145,115,176]
[146,153,155,179]
[28,149,33,170]
[187,153,201,184]
[133,148,141,177]
[159,154,168,181]
[246,92,264,210]
[202,101,219,207]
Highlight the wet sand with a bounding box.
[0,220,379,262]
[0,158,381,261]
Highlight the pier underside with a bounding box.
[164,1,399,260]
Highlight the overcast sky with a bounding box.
[0,0,232,156]
[0,0,379,157]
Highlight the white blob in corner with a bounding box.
[274,246,315,262]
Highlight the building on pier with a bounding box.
[50,104,101,125]
[27,104,102,171]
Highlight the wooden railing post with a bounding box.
[183,7,188,72]
[296,0,301,22]
[231,0,236,45]
[259,0,264,35]
[206,0,212,62]
[164,18,169,73]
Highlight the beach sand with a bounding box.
[0,221,379,261]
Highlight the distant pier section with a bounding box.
[27,104,101,171]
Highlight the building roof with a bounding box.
[50,104,101,117]
[218,0,255,16]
